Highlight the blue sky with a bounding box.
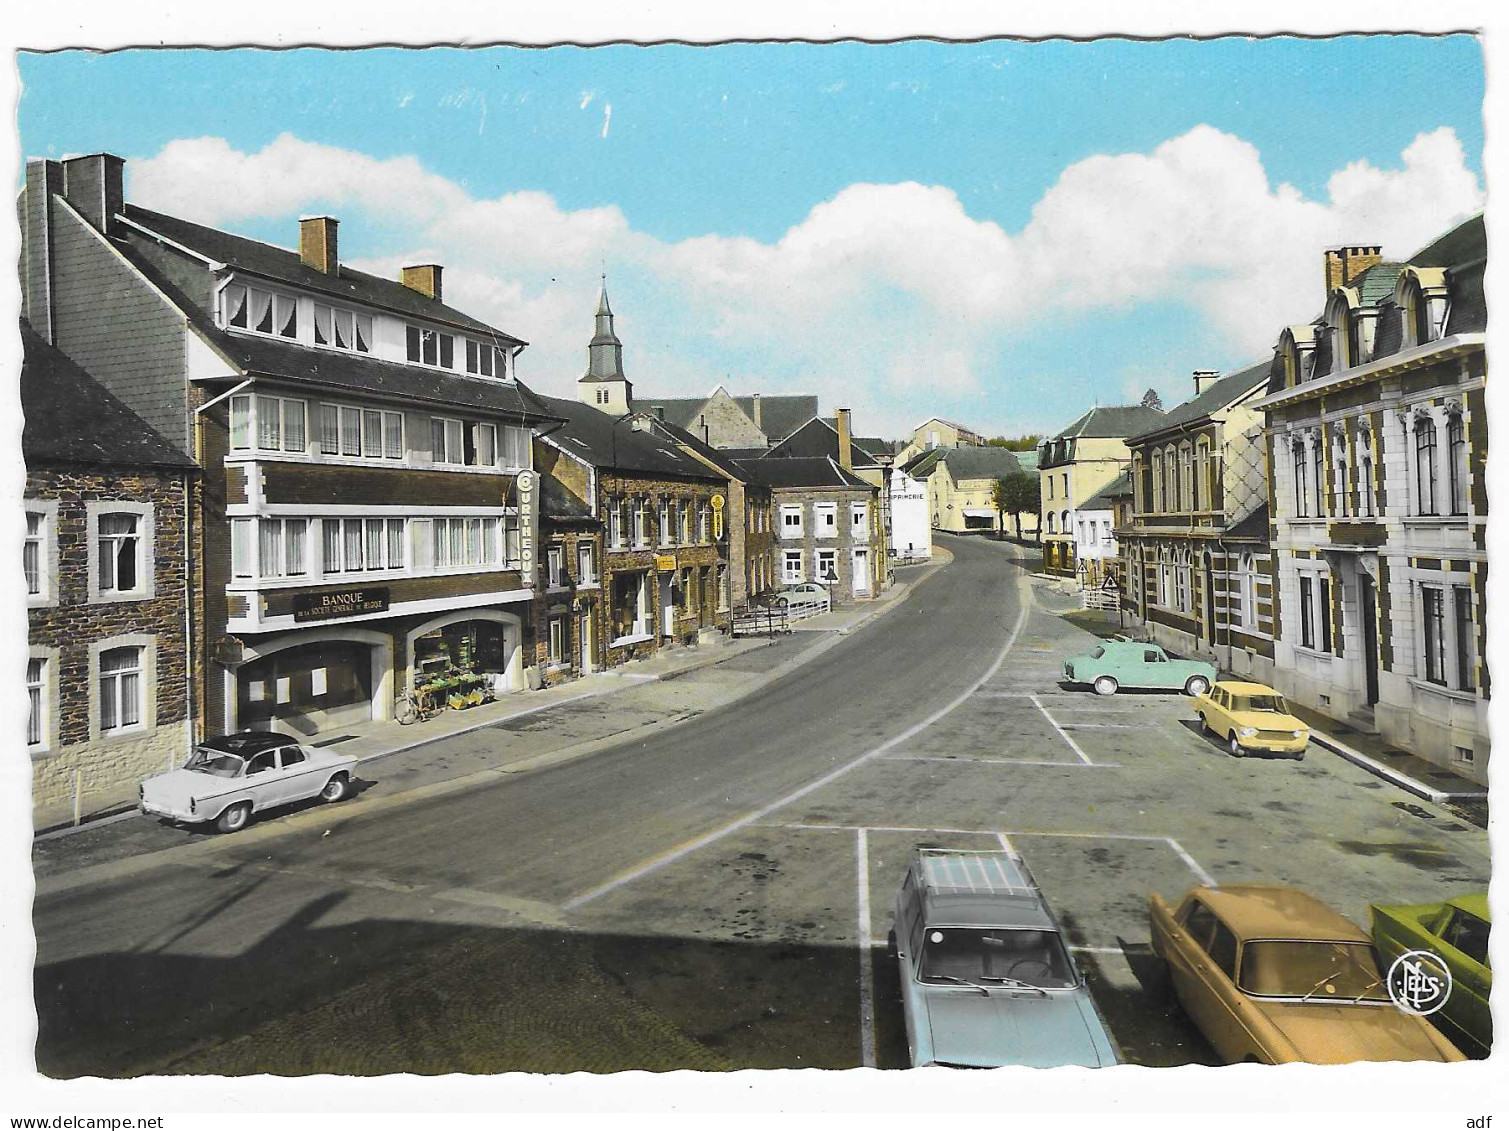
[18,37,1485,438]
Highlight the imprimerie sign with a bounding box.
[293,587,390,623]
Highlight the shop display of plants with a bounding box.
[416,666,491,711]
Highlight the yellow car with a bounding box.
[1149,885,1466,1065]
[1193,680,1309,759]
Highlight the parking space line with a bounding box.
[562,585,1033,911]
[1164,836,1217,888]
[1029,694,1093,765]
[880,755,1121,768]
[1069,946,1128,955]
[856,828,877,1069]
[996,831,1014,852]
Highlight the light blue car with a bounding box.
[891,848,1121,1068]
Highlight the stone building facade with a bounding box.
[1119,364,1277,682]
[22,325,201,825]
[1252,218,1488,783]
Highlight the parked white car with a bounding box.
[139,731,357,833]
[766,581,832,617]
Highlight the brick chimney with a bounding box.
[1324,244,1382,293]
[751,393,763,431]
[401,264,443,301]
[299,216,340,275]
[1193,369,1220,395]
[836,407,853,471]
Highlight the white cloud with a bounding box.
[127,126,1482,436]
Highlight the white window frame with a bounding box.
[90,633,156,741]
[815,548,839,584]
[815,502,839,540]
[577,542,595,587]
[27,653,50,751]
[24,500,58,608]
[431,416,467,465]
[633,497,649,548]
[87,501,155,604]
[547,545,566,589]
[223,282,300,342]
[310,300,373,354]
[659,499,674,546]
[548,614,568,666]
[465,338,509,379]
[783,549,805,583]
[780,505,804,539]
[851,501,868,538]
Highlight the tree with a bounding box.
[1140,388,1163,411]
[986,434,1044,451]
[992,473,1041,541]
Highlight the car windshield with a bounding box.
[918,927,1076,989]
[1239,941,1389,1001]
[185,747,246,778]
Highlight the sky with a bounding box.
[16,37,1486,440]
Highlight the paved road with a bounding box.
[32,535,1490,1075]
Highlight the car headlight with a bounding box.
[1238,727,1258,737]
[1293,730,1306,740]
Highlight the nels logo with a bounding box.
[1385,949,1452,1015]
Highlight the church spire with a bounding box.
[578,276,633,414]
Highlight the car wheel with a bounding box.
[1093,676,1118,697]
[1184,675,1210,697]
[1292,750,1306,762]
[320,773,350,803]
[216,801,252,834]
[1228,733,1245,758]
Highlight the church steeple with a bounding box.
[579,276,633,414]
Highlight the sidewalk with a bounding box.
[1287,702,1488,815]
[35,553,946,846]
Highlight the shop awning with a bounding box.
[962,508,997,518]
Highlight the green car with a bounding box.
[1062,639,1216,697]
[1371,893,1491,1057]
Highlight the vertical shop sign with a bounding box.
[516,470,537,578]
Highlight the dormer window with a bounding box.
[225,284,297,340]
[316,303,373,353]
[407,325,455,369]
[465,340,510,379]
[1404,281,1430,347]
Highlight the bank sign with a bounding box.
[293,587,391,623]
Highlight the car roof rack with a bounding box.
[917,848,1039,898]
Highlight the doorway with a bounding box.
[659,573,675,637]
[578,608,592,673]
[1360,575,1380,705]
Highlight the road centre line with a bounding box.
[561,571,1034,911]
[856,828,877,1069]
[1030,694,1094,765]
[881,755,1121,768]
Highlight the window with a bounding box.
[1422,585,1446,685]
[429,517,496,569]
[1448,414,1468,516]
[319,518,405,574]
[24,509,48,598]
[26,657,45,747]
[548,616,566,665]
[1361,450,1375,517]
[1299,576,1315,649]
[1293,444,1309,517]
[1207,923,1239,980]
[816,549,838,583]
[783,549,804,583]
[340,407,362,456]
[547,546,565,588]
[431,417,465,464]
[406,325,455,368]
[813,502,838,539]
[659,499,674,546]
[1180,901,1218,950]
[679,501,692,545]
[99,646,143,733]
[1150,453,1162,512]
[313,303,373,353]
[1454,586,1475,691]
[1174,565,1188,613]
[225,284,298,340]
[1047,477,1054,500]
[500,426,530,469]
[230,395,307,454]
[1045,513,1055,534]
[314,405,401,461]
[634,498,649,547]
[851,502,868,537]
[1415,416,1439,515]
[255,517,308,578]
[1312,441,1325,517]
[779,505,803,538]
[578,543,594,586]
[98,513,141,594]
[1318,577,1332,653]
[698,503,711,544]
[608,497,624,549]
[1404,281,1430,347]
[465,340,509,378]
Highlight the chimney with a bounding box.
[60,153,125,235]
[654,405,666,421]
[1324,244,1383,293]
[751,393,762,430]
[836,407,853,471]
[299,216,340,275]
[22,159,66,342]
[1192,369,1221,396]
[401,264,443,301]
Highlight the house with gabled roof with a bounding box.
[894,416,988,464]
[1038,400,1166,576]
[21,152,564,747]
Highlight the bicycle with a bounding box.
[396,681,446,725]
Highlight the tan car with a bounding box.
[1149,885,1465,1064]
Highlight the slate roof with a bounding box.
[1078,470,1133,512]
[900,449,945,478]
[732,456,871,490]
[1225,502,1270,542]
[122,205,524,343]
[764,417,887,465]
[21,322,197,469]
[636,392,819,444]
[639,416,744,479]
[1410,212,1485,270]
[1053,403,1166,440]
[539,472,597,525]
[938,446,1023,481]
[1128,361,1271,442]
[533,395,721,481]
[1349,262,1405,306]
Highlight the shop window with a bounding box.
[414,620,511,684]
[610,571,650,641]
